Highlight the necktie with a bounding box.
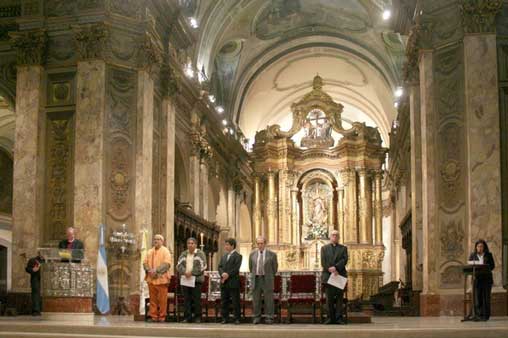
[258,251,264,275]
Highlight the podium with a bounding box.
[39,248,94,321]
[462,263,490,321]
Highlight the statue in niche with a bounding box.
[301,109,334,148]
[303,182,330,241]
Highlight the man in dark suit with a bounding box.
[321,230,348,325]
[25,252,45,316]
[249,236,278,324]
[58,227,84,262]
[218,238,243,324]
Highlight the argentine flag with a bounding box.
[96,224,110,314]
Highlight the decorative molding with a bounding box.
[137,34,162,75]
[72,23,108,60]
[461,0,503,34]
[9,30,47,65]
[160,63,180,97]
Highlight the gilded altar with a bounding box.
[251,75,386,300]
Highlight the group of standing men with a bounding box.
[144,229,348,325]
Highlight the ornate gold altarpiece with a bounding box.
[251,75,387,300]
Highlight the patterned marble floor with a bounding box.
[1,316,508,338]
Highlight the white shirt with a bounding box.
[227,250,236,261]
[185,252,195,274]
[478,254,484,264]
[256,250,265,275]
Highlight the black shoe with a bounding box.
[234,319,241,325]
[265,319,273,324]
[221,319,228,324]
[253,318,261,324]
[146,317,156,322]
[31,312,41,317]
[194,317,201,323]
[336,319,346,325]
[181,318,192,323]
[324,319,335,325]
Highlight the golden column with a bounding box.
[341,169,358,244]
[374,170,383,245]
[358,169,373,244]
[266,171,276,243]
[253,174,262,239]
[336,186,345,244]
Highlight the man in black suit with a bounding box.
[58,227,85,262]
[218,238,243,324]
[25,252,45,316]
[321,230,348,325]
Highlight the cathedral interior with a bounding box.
[0,0,508,321]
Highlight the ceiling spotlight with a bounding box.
[208,95,216,103]
[394,86,403,98]
[189,17,198,28]
[216,106,224,114]
[382,9,391,21]
[222,119,228,126]
[229,128,234,135]
[394,101,399,108]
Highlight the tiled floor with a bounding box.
[0,316,508,338]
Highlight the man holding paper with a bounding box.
[143,234,172,322]
[321,230,348,325]
[176,237,207,323]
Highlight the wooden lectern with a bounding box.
[462,263,490,321]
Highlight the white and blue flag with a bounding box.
[96,223,110,314]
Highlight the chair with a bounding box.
[166,275,178,321]
[287,273,317,323]
[273,275,283,323]
[319,283,348,323]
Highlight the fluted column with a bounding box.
[200,160,208,219]
[291,187,299,245]
[374,170,383,245]
[190,153,200,214]
[337,186,345,244]
[358,170,372,244]
[266,171,276,243]
[253,174,262,239]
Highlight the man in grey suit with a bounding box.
[321,230,348,325]
[249,236,278,324]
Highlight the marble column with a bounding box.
[227,187,236,238]
[359,169,373,244]
[337,187,345,245]
[134,69,154,236]
[291,187,299,245]
[420,49,440,310]
[190,154,200,214]
[374,170,383,246]
[11,65,45,291]
[162,97,175,257]
[464,33,502,287]
[266,171,276,243]
[409,81,423,291]
[74,60,107,266]
[200,160,208,219]
[253,174,262,239]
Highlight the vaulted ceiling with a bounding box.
[185,0,406,146]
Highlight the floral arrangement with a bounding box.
[305,224,328,240]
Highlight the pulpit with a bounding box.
[462,263,490,321]
[39,248,94,321]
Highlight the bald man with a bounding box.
[58,227,84,262]
[143,234,172,322]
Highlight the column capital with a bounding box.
[161,63,180,97]
[460,0,503,34]
[137,33,162,76]
[10,29,47,66]
[72,23,108,61]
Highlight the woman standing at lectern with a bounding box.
[468,239,495,321]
